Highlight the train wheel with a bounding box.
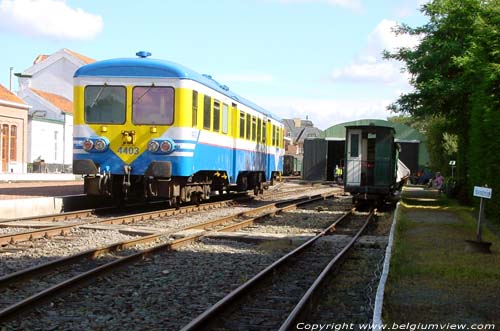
[170,197,180,210]
[191,192,201,207]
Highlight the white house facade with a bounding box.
[15,49,94,173]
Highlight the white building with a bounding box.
[16,48,94,172]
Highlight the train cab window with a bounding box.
[132,86,174,125]
[203,95,211,130]
[213,100,220,132]
[85,85,126,124]
[222,104,228,134]
[192,91,198,127]
[245,113,251,140]
[239,111,245,138]
[257,118,262,142]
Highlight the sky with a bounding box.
[0,0,427,130]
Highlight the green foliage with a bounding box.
[385,0,499,223]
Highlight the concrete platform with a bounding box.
[0,195,113,220]
[0,173,81,182]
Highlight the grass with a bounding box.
[383,186,500,324]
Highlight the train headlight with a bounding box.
[94,139,107,151]
[83,139,94,152]
[148,140,160,152]
[160,141,172,153]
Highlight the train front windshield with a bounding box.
[132,86,174,125]
[84,85,126,124]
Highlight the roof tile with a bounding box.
[31,88,73,114]
[0,84,26,105]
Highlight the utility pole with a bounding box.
[9,67,13,91]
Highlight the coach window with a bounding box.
[85,85,126,124]
[192,91,198,127]
[251,116,257,141]
[203,95,211,130]
[213,100,220,132]
[246,113,251,140]
[222,104,228,134]
[257,118,262,143]
[239,111,245,138]
[133,86,174,125]
[263,121,267,143]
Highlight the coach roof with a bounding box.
[74,52,281,122]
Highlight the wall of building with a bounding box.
[0,103,28,173]
[18,57,77,101]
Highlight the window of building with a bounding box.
[132,86,174,125]
[203,95,211,130]
[85,85,126,124]
[213,100,220,132]
[54,131,58,161]
[192,90,198,127]
[9,125,17,161]
[2,125,8,166]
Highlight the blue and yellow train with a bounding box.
[73,51,284,205]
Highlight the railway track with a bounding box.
[0,191,337,324]
[0,184,326,247]
[180,209,374,331]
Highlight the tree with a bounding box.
[384,0,486,202]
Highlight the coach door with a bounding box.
[346,129,362,186]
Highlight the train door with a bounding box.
[346,129,362,186]
[231,103,238,184]
[265,119,274,181]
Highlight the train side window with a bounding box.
[245,113,251,140]
[192,91,198,127]
[239,111,245,138]
[85,85,126,124]
[257,118,262,142]
[213,100,220,132]
[222,104,228,134]
[350,133,359,157]
[251,116,257,141]
[203,95,211,130]
[263,121,267,143]
[272,124,276,146]
[132,86,175,125]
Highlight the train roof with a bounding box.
[74,52,281,122]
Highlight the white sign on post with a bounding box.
[473,186,492,199]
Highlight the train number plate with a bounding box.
[117,146,140,155]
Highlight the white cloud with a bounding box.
[256,95,396,130]
[331,19,419,86]
[0,0,103,40]
[274,0,363,12]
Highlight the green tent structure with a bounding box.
[320,119,429,174]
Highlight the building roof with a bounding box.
[31,88,73,114]
[0,84,26,105]
[33,48,95,66]
[64,48,95,64]
[321,119,426,142]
